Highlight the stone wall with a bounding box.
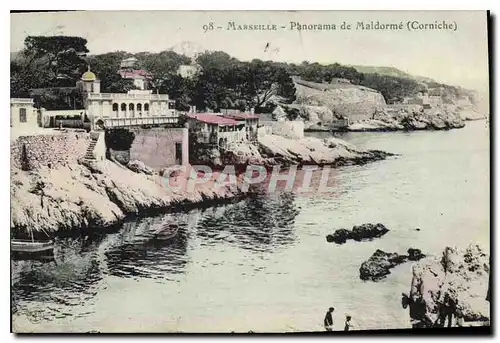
[128,127,188,170]
[11,132,90,170]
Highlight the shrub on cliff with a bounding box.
[105,129,135,151]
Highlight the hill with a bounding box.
[350,65,436,83]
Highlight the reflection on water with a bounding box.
[104,216,191,280]
[11,191,299,326]
[196,192,298,252]
[11,237,105,320]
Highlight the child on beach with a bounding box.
[344,315,353,331]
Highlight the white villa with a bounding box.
[78,68,177,130]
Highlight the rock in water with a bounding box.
[359,249,408,281]
[328,228,351,244]
[326,223,389,244]
[350,223,389,241]
[403,245,490,328]
[407,248,426,261]
[359,248,426,281]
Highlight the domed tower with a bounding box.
[77,66,100,95]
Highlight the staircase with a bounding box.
[84,135,99,160]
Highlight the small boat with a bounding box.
[152,224,179,240]
[11,239,54,253]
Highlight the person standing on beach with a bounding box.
[344,316,352,331]
[324,307,335,331]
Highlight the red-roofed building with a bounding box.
[187,113,248,147]
[222,113,259,142]
[118,69,151,90]
[118,57,152,90]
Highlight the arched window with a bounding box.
[144,103,149,111]
[137,103,142,111]
[112,103,118,111]
[19,108,27,123]
[129,103,134,111]
[121,103,126,111]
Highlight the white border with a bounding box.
[2,1,497,343]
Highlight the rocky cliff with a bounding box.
[348,106,465,132]
[402,245,490,328]
[293,79,386,123]
[10,160,244,236]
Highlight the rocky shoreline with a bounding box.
[11,134,393,236]
[402,245,490,328]
[348,107,466,132]
[192,133,394,168]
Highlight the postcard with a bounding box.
[10,10,490,333]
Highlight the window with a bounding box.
[129,103,134,111]
[168,101,175,109]
[19,108,27,123]
[144,103,149,111]
[137,103,142,111]
[112,103,118,111]
[121,103,126,111]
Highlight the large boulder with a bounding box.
[326,228,351,244]
[359,249,409,281]
[403,245,490,328]
[221,142,266,166]
[351,223,389,241]
[127,160,154,175]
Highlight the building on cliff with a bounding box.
[404,91,432,109]
[77,68,178,131]
[177,64,201,79]
[187,113,249,148]
[10,98,39,133]
[118,57,151,90]
[221,112,259,142]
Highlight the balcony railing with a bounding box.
[102,116,179,128]
[88,93,171,101]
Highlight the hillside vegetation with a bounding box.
[10,36,479,112]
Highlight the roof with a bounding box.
[187,113,238,125]
[82,71,97,81]
[223,113,259,120]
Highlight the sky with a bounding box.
[10,10,490,94]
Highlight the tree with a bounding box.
[139,50,191,92]
[360,73,422,103]
[23,36,89,86]
[87,52,137,93]
[196,51,237,70]
[11,51,52,97]
[105,128,136,151]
